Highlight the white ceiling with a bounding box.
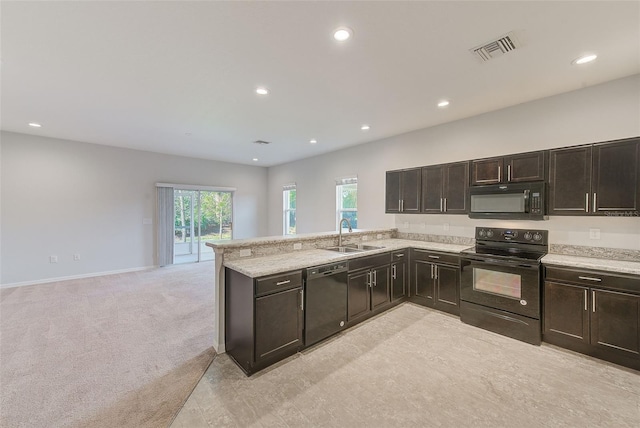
[2,1,639,167]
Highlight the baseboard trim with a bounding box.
[0,265,157,289]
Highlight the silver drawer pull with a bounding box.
[276,280,291,286]
[395,254,405,258]
[578,276,601,282]
[428,255,440,259]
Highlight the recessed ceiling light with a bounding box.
[333,27,352,42]
[310,139,317,144]
[360,124,370,131]
[252,158,259,162]
[573,54,597,65]
[28,122,42,128]
[256,87,269,95]
[437,100,450,108]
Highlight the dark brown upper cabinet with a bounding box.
[421,162,469,214]
[549,137,639,216]
[385,168,421,213]
[471,151,547,185]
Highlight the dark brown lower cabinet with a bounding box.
[543,266,640,371]
[410,249,460,316]
[347,253,392,323]
[391,250,407,301]
[225,268,303,375]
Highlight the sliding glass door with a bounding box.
[173,189,233,264]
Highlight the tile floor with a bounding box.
[172,303,640,427]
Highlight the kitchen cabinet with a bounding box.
[471,151,546,185]
[347,252,391,322]
[385,168,421,213]
[391,250,407,301]
[421,161,469,214]
[410,249,460,316]
[225,268,303,375]
[543,266,640,371]
[549,137,640,216]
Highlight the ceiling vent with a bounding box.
[253,140,271,145]
[471,32,519,62]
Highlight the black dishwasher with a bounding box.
[304,261,348,346]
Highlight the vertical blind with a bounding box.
[156,186,174,266]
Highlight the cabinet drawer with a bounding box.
[255,271,302,296]
[411,249,459,266]
[348,252,391,272]
[545,266,640,295]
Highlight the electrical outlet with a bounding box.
[293,243,302,250]
[443,223,450,231]
[49,255,58,263]
[362,236,369,241]
[376,234,382,239]
[239,248,252,257]
[589,228,601,239]
[73,254,81,261]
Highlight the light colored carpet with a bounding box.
[0,262,216,428]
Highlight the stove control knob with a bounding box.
[533,233,542,241]
[478,229,486,238]
[486,230,494,238]
[524,232,533,240]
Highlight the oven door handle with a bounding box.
[464,256,537,270]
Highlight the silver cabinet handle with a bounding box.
[428,255,440,259]
[430,264,434,279]
[401,199,404,212]
[434,265,438,280]
[392,265,396,280]
[276,280,291,286]
[440,198,443,212]
[373,270,377,287]
[395,253,405,258]
[592,290,596,313]
[579,276,602,282]
[367,271,372,288]
[444,198,447,212]
[398,199,401,212]
[507,165,511,182]
[300,289,304,311]
[497,166,501,182]
[593,193,597,213]
[584,289,587,311]
[585,193,589,213]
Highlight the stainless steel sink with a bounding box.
[324,244,385,253]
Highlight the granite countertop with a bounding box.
[542,254,640,276]
[224,238,472,278]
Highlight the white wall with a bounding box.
[267,75,640,250]
[1,132,268,285]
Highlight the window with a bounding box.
[336,177,357,229]
[283,184,296,235]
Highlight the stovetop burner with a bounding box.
[464,227,549,262]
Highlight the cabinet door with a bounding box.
[391,261,407,301]
[591,289,640,359]
[413,260,434,305]
[371,266,390,310]
[548,146,592,215]
[434,264,459,315]
[505,151,546,183]
[385,171,401,213]
[543,281,590,346]
[443,162,469,213]
[592,139,640,214]
[471,157,503,185]
[421,165,444,213]
[401,168,422,213]
[255,287,302,362]
[348,270,371,321]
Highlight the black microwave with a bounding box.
[468,182,546,220]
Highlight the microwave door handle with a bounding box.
[523,189,530,213]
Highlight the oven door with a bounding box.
[460,256,541,319]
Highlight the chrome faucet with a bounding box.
[338,218,353,247]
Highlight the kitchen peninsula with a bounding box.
[208,229,640,375]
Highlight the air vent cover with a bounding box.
[472,32,519,62]
[253,140,271,145]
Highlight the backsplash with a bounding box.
[395,232,474,246]
[549,244,640,263]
